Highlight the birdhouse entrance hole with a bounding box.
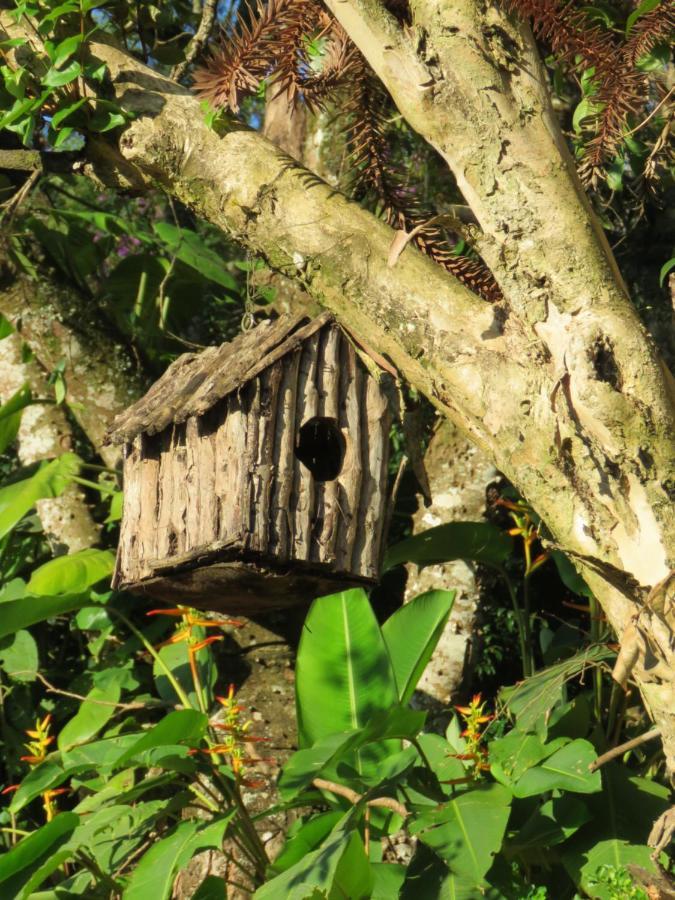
[295,416,345,482]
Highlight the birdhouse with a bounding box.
[108,312,393,614]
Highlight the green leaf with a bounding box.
[626,0,660,32]
[113,709,208,768]
[489,730,555,785]
[254,825,361,900]
[42,60,81,88]
[88,100,127,133]
[0,813,79,890]
[383,522,513,572]
[573,98,602,133]
[410,784,511,885]
[371,863,406,899]
[279,706,426,800]
[499,645,615,734]
[57,681,122,750]
[512,739,601,797]
[105,490,123,522]
[48,33,84,68]
[0,312,13,339]
[382,589,455,703]
[401,844,484,900]
[562,762,670,895]
[0,452,81,539]
[51,98,86,129]
[27,548,115,595]
[0,593,99,641]
[509,795,591,851]
[659,257,675,287]
[295,589,399,772]
[0,384,32,454]
[0,629,38,681]
[9,760,70,816]
[123,815,232,900]
[153,222,238,290]
[550,550,593,598]
[565,841,657,899]
[270,811,343,875]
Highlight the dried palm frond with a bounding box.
[344,59,501,300]
[193,0,313,112]
[274,20,360,112]
[505,0,674,177]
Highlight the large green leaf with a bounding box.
[27,548,115,595]
[270,811,344,875]
[489,730,559,786]
[9,733,143,814]
[401,843,498,899]
[279,706,426,800]
[57,680,122,750]
[0,384,32,454]
[382,589,455,703]
[499,645,615,735]
[122,816,232,900]
[512,739,601,797]
[295,590,398,763]
[0,628,38,681]
[0,594,100,641]
[410,783,511,884]
[565,841,657,899]
[113,709,208,767]
[153,223,238,290]
[371,863,406,899]
[383,522,513,572]
[0,813,79,895]
[509,795,592,852]
[254,825,365,900]
[562,763,669,896]
[0,452,80,539]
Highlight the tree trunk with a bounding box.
[405,418,497,706]
[0,330,100,553]
[0,252,146,468]
[1,10,672,773]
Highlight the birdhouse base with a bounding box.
[116,552,373,616]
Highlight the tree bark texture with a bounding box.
[405,419,497,705]
[0,253,146,468]
[1,8,673,772]
[0,330,100,553]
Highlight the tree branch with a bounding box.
[313,777,409,818]
[589,726,661,771]
[171,0,218,81]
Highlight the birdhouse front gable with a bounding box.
[108,313,392,614]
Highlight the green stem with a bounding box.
[106,607,193,709]
[589,597,603,721]
[498,569,531,678]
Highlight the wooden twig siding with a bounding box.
[111,316,392,614]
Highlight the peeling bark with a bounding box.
[0,11,673,773]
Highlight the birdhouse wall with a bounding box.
[114,324,392,603]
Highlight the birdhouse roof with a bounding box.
[107,311,334,445]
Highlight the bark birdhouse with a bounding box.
[108,313,393,614]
